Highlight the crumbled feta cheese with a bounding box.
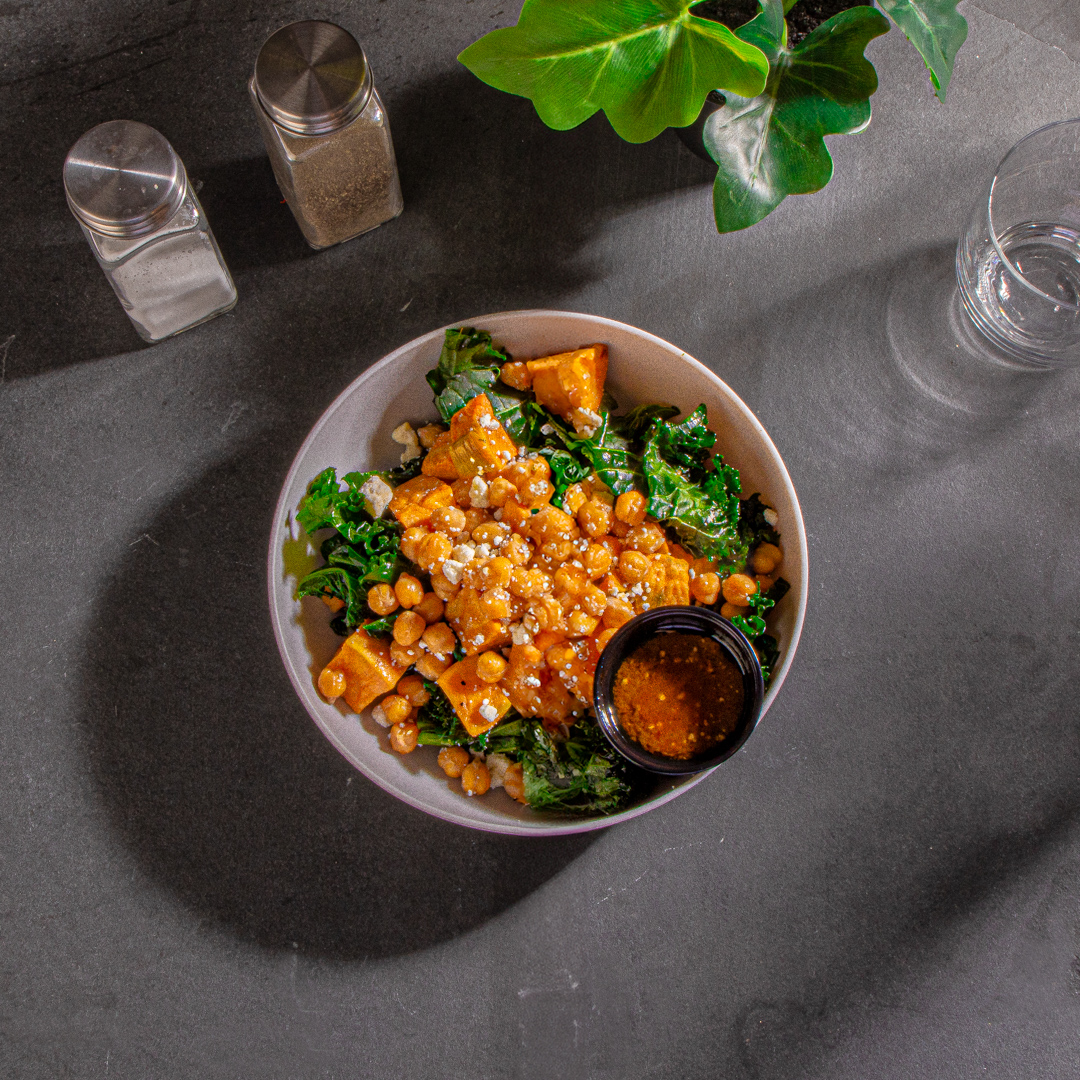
[473,634,485,645]
[359,476,393,519]
[570,407,603,437]
[540,423,554,435]
[478,701,499,723]
[510,622,532,645]
[473,543,492,559]
[763,507,779,527]
[485,752,512,789]
[492,534,505,547]
[451,543,475,564]
[371,703,391,728]
[493,509,503,520]
[469,476,490,508]
[522,613,540,634]
[523,675,541,688]
[440,559,465,585]
[391,422,421,464]
[689,568,696,579]
[478,413,500,431]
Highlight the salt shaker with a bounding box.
[63,121,237,343]
[249,20,403,250]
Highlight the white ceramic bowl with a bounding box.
[268,310,808,836]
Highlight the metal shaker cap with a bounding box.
[253,21,373,137]
[63,121,187,239]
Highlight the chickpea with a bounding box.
[381,694,412,725]
[554,564,588,599]
[602,596,635,629]
[578,497,614,538]
[430,504,467,535]
[503,457,550,490]
[545,642,575,671]
[509,566,546,599]
[461,759,491,797]
[691,557,718,578]
[472,521,506,546]
[462,508,492,534]
[562,483,589,516]
[417,531,453,572]
[438,745,471,777]
[722,573,758,607]
[618,550,651,583]
[614,490,647,526]
[481,587,512,620]
[417,423,447,449]
[690,571,722,606]
[500,498,533,533]
[529,596,564,631]
[321,594,346,613]
[481,556,514,589]
[390,720,419,754]
[580,584,608,618]
[318,668,346,700]
[719,602,739,619]
[540,539,574,563]
[500,360,532,390]
[502,761,527,803]
[367,583,399,616]
[421,621,457,658]
[623,522,666,553]
[397,675,431,707]
[530,504,578,544]
[476,651,508,683]
[521,478,555,508]
[755,575,775,594]
[445,593,466,622]
[488,477,518,508]
[390,640,423,667]
[610,518,631,538]
[595,627,618,653]
[400,526,429,564]
[451,477,473,506]
[504,533,532,566]
[752,543,783,575]
[430,570,460,602]
[584,543,613,579]
[598,572,624,596]
[413,592,445,624]
[393,610,426,646]
[568,610,600,637]
[394,573,425,608]
[414,652,452,680]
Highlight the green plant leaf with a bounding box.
[458,0,770,144]
[876,0,967,101]
[704,3,890,232]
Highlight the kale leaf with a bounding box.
[295,468,403,634]
[641,405,746,565]
[738,492,780,549]
[426,328,533,439]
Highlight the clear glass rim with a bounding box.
[987,116,1080,314]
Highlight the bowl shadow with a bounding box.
[79,429,596,960]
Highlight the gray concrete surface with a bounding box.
[3,1,1080,1076]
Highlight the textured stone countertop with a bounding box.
[2,1,1080,1077]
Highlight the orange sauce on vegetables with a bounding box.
[612,634,743,759]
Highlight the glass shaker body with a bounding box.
[250,21,403,250]
[64,121,236,343]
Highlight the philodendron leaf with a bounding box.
[458,0,770,144]
[876,0,968,101]
[704,3,890,233]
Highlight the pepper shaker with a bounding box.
[250,20,403,249]
[63,121,237,343]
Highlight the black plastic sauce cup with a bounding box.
[592,607,765,776]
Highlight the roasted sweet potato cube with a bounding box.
[445,394,517,478]
[321,628,409,713]
[526,345,608,420]
[421,431,459,480]
[437,655,512,738]
[388,475,454,527]
[645,554,691,608]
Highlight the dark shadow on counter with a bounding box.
[79,428,596,961]
[0,64,715,380]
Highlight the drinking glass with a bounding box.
[956,118,1080,366]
